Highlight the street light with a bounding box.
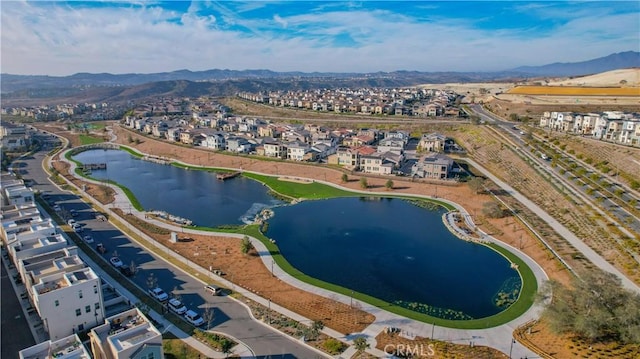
[509,339,516,359]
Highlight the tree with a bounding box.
[171,286,182,302]
[509,113,520,122]
[341,173,349,183]
[359,177,368,189]
[353,337,370,354]
[538,270,640,344]
[240,235,253,255]
[146,273,158,290]
[467,177,485,194]
[202,305,215,330]
[385,179,394,190]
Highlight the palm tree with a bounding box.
[353,337,369,356]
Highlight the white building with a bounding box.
[32,267,104,340]
[89,308,163,359]
[19,333,91,359]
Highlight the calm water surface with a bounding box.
[73,149,281,226]
[74,149,521,319]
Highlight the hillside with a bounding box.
[512,51,639,77]
[546,68,639,87]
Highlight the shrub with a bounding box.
[323,338,347,354]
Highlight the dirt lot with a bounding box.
[516,320,640,359]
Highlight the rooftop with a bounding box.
[19,334,90,359]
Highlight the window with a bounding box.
[76,309,81,316]
[55,300,59,307]
[86,305,91,313]
[95,303,100,310]
[94,285,98,294]
[148,353,155,359]
[78,290,83,299]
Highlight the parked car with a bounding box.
[148,287,169,302]
[67,219,76,226]
[70,209,78,217]
[167,298,187,315]
[72,223,83,233]
[96,243,106,254]
[184,310,204,327]
[204,284,223,296]
[83,235,94,243]
[53,205,62,212]
[109,257,124,268]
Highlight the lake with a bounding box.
[74,149,521,319]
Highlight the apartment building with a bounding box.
[19,333,91,359]
[32,267,104,340]
[89,308,163,359]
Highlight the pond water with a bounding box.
[73,149,281,227]
[74,149,521,319]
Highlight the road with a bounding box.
[469,105,640,258]
[13,148,326,358]
[1,256,36,358]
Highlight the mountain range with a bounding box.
[1,51,638,106]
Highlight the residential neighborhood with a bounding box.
[122,113,463,179]
[539,110,640,147]
[237,87,463,117]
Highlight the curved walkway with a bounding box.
[61,143,547,358]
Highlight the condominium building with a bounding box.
[19,333,91,359]
[89,308,163,359]
[32,267,104,340]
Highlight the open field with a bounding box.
[507,86,639,96]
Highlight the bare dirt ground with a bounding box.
[375,331,507,359]
[515,320,640,359]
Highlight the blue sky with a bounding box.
[1,1,638,75]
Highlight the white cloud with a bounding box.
[0,2,637,75]
[273,14,287,28]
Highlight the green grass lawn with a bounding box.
[242,172,355,199]
[79,134,105,145]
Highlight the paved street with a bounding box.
[1,256,36,358]
[11,148,328,358]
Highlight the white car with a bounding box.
[83,235,94,243]
[167,298,187,315]
[148,287,169,302]
[184,310,204,327]
[53,205,62,212]
[67,219,76,226]
[109,257,124,268]
[72,223,83,233]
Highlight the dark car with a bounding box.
[96,243,107,254]
[119,266,134,277]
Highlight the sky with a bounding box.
[1,1,639,76]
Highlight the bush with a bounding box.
[359,177,368,189]
[323,338,347,354]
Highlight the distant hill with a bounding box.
[2,51,639,106]
[512,51,640,77]
[0,69,522,94]
[546,68,640,87]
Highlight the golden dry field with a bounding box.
[507,86,640,96]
